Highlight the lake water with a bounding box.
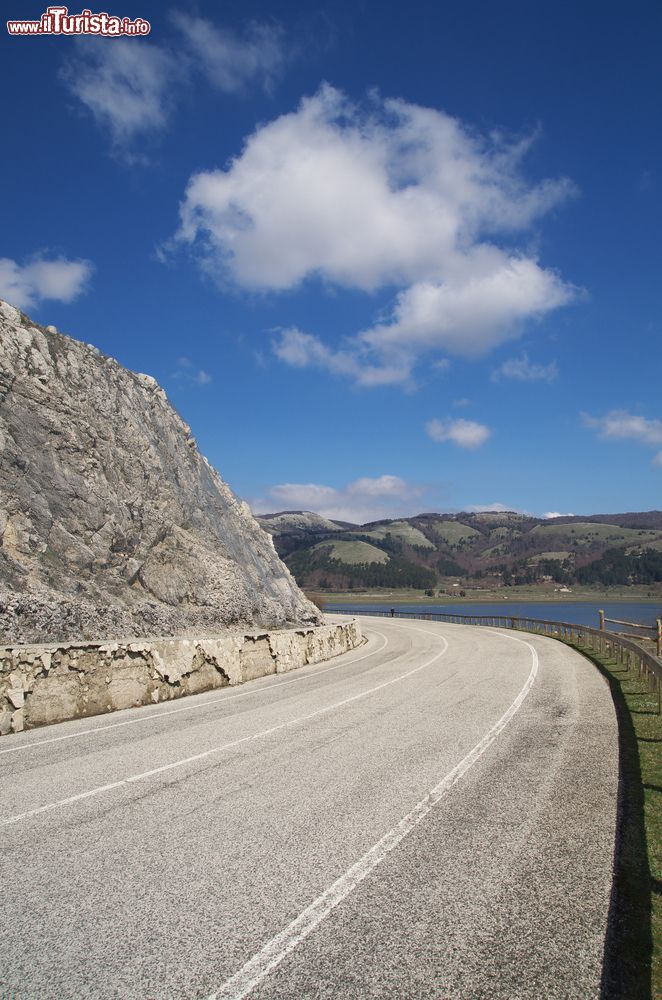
[326,600,662,631]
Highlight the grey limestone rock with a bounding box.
[0,299,321,642]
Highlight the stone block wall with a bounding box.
[0,618,362,734]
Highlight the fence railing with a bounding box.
[331,607,662,712]
[598,608,662,655]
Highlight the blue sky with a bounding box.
[2,0,661,522]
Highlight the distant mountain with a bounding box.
[256,509,662,592]
[259,510,349,535]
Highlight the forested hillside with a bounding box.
[257,510,662,592]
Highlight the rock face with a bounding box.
[0,299,321,642]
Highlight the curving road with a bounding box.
[0,616,618,999]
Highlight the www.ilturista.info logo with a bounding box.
[7,6,150,35]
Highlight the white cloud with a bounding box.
[465,503,516,513]
[174,85,579,385]
[583,409,662,445]
[169,356,213,387]
[348,474,418,498]
[61,40,179,149]
[491,351,558,383]
[252,474,426,523]
[0,255,93,311]
[583,410,662,468]
[171,14,285,94]
[357,259,573,369]
[272,326,412,387]
[426,417,491,449]
[61,18,287,152]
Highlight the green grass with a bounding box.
[308,539,389,565]
[563,640,661,999]
[357,522,436,549]
[259,512,341,534]
[481,543,506,559]
[487,525,522,540]
[470,511,530,524]
[528,550,574,562]
[387,521,437,548]
[530,522,662,547]
[309,584,662,605]
[628,539,662,555]
[428,521,482,547]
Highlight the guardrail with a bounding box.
[330,607,662,713]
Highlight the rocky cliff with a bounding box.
[0,299,321,642]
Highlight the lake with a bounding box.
[325,599,662,631]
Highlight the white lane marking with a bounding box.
[207,629,538,1000]
[0,630,447,827]
[0,630,388,758]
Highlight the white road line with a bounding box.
[0,630,448,827]
[207,629,538,1000]
[0,630,388,758]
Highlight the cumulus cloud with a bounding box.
[61,17,287,153]
[426,417,491,449]
[0,254,93,310]
[583,410,662,468]
[174,85,579,385]
[252,474,426,523]
[357,259,572,370]
[491,351,558,383]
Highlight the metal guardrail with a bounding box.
[331,607,662,713]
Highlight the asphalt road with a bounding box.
[0,616,618,1000]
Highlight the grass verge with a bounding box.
[307,586,662,605]
[565,640,661,1000]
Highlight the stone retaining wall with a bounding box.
[0,618,362,735]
